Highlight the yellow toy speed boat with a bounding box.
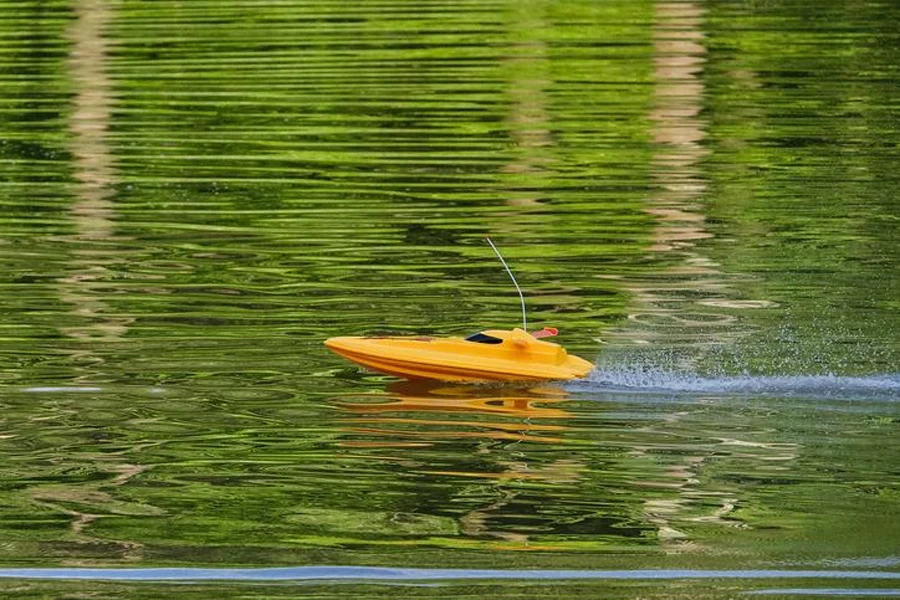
[325,238,594,383]
[325,327,593,383]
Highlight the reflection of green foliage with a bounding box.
[286,507,457,536]
[697,1,900,373]
[80,0,657,350]
[0,2,78,341]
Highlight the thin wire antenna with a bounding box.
[486,237,527,332]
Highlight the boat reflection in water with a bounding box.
[332,382,652,549]
[337,381,573,446]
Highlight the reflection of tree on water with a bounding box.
[335,382,653,549]
[621,1,726,550]
[499,1,555,211]
[608,1,720,351]
[603,1,773,359]
[61,0,132,346]
[35,0,148,559]
[597,2,789,551]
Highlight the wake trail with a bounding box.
[569,369,900,400]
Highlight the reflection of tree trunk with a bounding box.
[635,1,711,550]
[605,1,730,351]
[617,2,753,550]
[458,486,528,543]
[67,0,115,236]
[62,0,130,342]
[648,1,709,253]
[41,3,153,556]
[500,3,554,209]
[29,463,155,560]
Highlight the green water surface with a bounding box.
[0,0,898,597]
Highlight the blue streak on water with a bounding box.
[21,386,167,394]
[21,387,105,393]
[747,590,900,597]
[571,370,900,400]
[0,568,897,582]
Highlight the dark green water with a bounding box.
[1,0,898,597]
